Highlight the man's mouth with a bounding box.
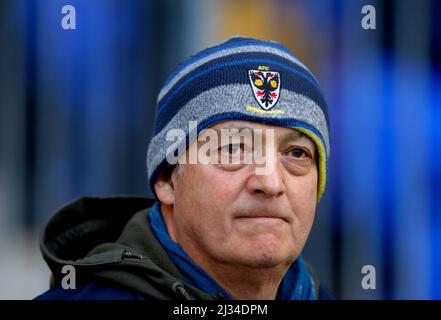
[235,214,288,223]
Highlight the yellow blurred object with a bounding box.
[215,0,319,70]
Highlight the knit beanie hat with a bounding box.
[147,36,330,201]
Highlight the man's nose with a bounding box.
[246,155,286,198]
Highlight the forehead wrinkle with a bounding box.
[207,124,313,144]
[208,126,253,136]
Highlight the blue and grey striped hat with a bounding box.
[147,36,330,200]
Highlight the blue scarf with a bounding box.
[148,201,316,300]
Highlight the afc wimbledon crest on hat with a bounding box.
[248,66,281,110]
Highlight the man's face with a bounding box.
[159,120,318,270]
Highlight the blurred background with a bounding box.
[0,0,440,299]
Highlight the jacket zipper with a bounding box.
[171,282,194,300]
[121,250,143,260]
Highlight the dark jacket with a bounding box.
[36,196,333,300]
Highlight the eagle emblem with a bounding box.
[248,69,281,110]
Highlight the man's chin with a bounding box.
[231,246,293,269]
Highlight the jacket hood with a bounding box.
[40,196,216,300]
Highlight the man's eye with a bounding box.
[220,143,243,155]
[288,148,310,158]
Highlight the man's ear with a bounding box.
[154,170,176,205]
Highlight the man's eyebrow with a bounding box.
[281,130,314,144]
